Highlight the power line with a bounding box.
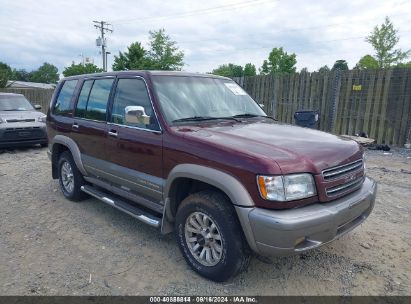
[110,0,275,25]
[93,20,113,72]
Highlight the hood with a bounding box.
[172,120,362,174]
[0,110,44,121]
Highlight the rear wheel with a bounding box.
[58,151,87,201]
[175,190,251,282]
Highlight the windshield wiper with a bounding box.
[172,116,218,123]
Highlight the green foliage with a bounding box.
[355,55,379,70]
[63,63,103,77]
[147,29,184,70]
[243,63,256,76]
[318,65,330,73]
[112,42,149,71]
[11,69,31,81]
[332,60,349,70]
[300,67,309,73]
[211,63,244,77]
[112,29,184,71]
[30,62,59,83]
[259,47,297,74]
[366,17,410,68]
[0,62,12,88]
[396,61,411,68]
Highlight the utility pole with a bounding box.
[93,21,113,72]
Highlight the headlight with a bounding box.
[37,115,47,123]
[257,173,316,201]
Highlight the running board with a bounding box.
[81,185,161,228]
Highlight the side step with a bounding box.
[81,185,161,228]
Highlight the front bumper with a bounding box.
[0,123,47,147]
[236,177,377,256]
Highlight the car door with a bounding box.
[70,77,115,176]
[105,76,163,203]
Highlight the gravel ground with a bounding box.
[0,146,410,296]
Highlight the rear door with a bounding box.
[105,76,163,203]
[70,77,115,175]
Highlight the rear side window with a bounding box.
[53,80,78,115]
[74,78,114,121]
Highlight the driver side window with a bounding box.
[110,78,159,130]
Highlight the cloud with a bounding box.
[0,0,410,75]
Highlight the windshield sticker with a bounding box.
[224,83,247,95]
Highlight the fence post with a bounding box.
[329,69,342,133]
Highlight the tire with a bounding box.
[58,151,87,201]
[175,190,251,282]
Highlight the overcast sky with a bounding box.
[1,0,410,75]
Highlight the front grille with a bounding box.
[322,158,365,198]
[326,176,365,197]
[1,127,45,141]
[5,119,35,123]
[322,159,363,180]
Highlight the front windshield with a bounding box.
[152,76,266,123]
[0,95,34,111]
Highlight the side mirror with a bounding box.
[125,106,150,125]
[34,105,42,110]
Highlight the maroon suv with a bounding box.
[47,71,377,281]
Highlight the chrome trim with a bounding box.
[108,130,118,137]
[326,177,364,196]
[322,159,363,180]
[107,122,162,134]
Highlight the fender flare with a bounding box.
[164,164,255,208]
[50,135,87,175]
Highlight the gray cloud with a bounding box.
[1,0,410,75]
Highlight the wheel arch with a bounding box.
[164,164,255,218]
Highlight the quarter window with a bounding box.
[53,80,78,115]
[111,78,159,130]
[74,78,114,121]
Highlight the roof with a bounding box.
[0,92,23,96]
[63,70,231,81]
[6,81,56,89]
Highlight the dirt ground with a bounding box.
[0,146,410,296]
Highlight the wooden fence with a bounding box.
[234,68,411,146]
[0,88,54,114]
[1,69,410,145]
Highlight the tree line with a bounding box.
[0,17,409,87]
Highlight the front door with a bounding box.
[105,77,163,203]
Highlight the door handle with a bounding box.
[72,122,79,129]
[108,129,118,137]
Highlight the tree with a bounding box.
[30,62,59,83]
[243,63,256,76]
[332,60,349,70]
[11,69,32,81]
[211,63,243,77]
[318,65,330,73]
[147,29,184,70]
[355,55,379,69]
[112,42,149,71]
[259,47,297,74]
[366,17,410,68]
[397,61,411,68]
[300,67,309,73]
[0,62,12,88]
[63,63,103,77]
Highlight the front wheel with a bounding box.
[175,190,251,282]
